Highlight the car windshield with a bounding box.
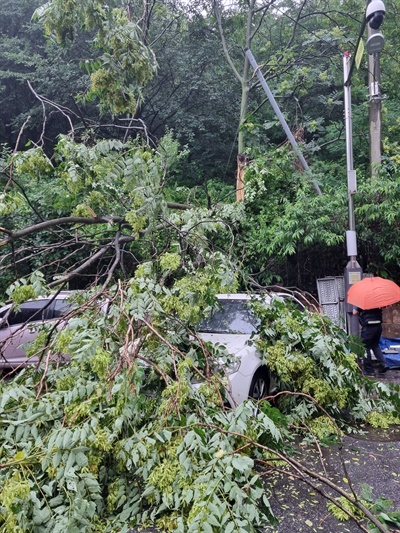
[198,300,260,334]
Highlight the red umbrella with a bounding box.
[347,276,400,310]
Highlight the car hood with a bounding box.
[197,332,254,357]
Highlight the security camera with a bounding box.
[366,0,386,30]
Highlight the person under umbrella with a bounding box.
[347,277,400,376]
[353,306,389,376]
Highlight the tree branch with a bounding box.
[213,0,242,84]
[0,202,191,247]
[48,246,109,288]
[0,216,124,246]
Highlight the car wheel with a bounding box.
[248,367,270,401]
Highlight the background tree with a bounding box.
[2,0,400,291]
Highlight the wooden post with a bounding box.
[236,153,247,202]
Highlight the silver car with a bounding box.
[0,292,74,369]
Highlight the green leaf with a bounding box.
[232,455,254,473]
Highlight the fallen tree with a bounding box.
[1,262,399,532]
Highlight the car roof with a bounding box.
[215,292,305,309]
[0,291,77,311]
[215,292,288,301]
[216,293,268,300]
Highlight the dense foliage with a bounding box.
[2,0,400,287]
[1,0,400,531]
[1,275,399,532]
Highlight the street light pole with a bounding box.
[343,53,363,336]
[343,54,358,253]
[367,25,383,176]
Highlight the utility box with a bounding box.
[316,276,346,330]
[344,266,363,310]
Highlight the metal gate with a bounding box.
[316,276,346,330]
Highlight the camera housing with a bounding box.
[366,0,386,30]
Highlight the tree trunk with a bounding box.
[236,153,247,202]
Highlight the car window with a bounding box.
[53,299,74,318]
[4,299,52,326]
[198,300,260,334]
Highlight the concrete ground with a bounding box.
[263,428,400,533]
[263,368,400,533]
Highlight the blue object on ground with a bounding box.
[380,337,400,369]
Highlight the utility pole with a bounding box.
[244,48,322,196]
[343,53,363,336]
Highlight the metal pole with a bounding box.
[245,48,322,195]
[343,53,357,247]
[367,27,382,177]
[343,53,362,336]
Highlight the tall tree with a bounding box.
[208,0,377,189]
